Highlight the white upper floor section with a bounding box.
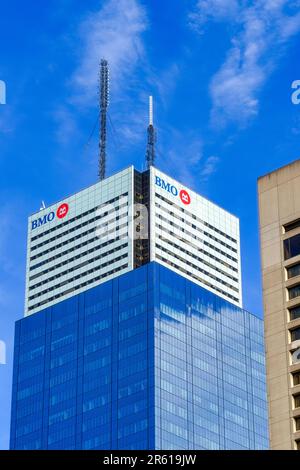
[149,168,242,307]
[25,167,134,316]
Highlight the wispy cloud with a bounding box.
[158,129,219,187]
[189,0,239,32]
[159,129,203,188]
[72,0,147,106]
[151,63,181,109]
[200,155,219,180]
[54,0,149,156]
[190,0,300,128]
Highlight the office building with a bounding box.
[10,166,268,449]
[258,159,300,450]
[25,167,242,317]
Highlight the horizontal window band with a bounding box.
[156,236,239,284]
[28,242,128,291]
[30,217,128,262]
[30,201,128,252]
[155,222,238,264]
[155,192,237,244]
[155,243,239,293]
[29,239,127,281]
[28,255,129,302]
[30,229,128,272]
[27,263,128,312]
[155,201,237,254]
[30,192,128,242]
[156,254,239,304]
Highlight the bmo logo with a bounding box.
[155,176,191,205]
[179,189,191,205]
[56,203,69,219]
[31,203,69,230]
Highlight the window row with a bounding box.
[30,193,128,242]
[155,201,237,253]
[30,232,127,273]
[28,253,129,301]
[28,262,128,312]
[156,216,238,263]
[155,192,238,244]
[30,215,128,262]
[31,201,128,252]
[29,242,128,291]
[156,237,239,286]
[156,253,239,304]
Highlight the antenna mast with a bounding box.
[146,95,155,169]
[99,59,109,180]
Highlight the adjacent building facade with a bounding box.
[10,166,268,449]
[258,159,300,450]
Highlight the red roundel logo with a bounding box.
[179,189,191,205]
[56,203,69,219]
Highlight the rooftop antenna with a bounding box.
[146,95,156,169]
[39,201,46,210]
[99,59,109,180]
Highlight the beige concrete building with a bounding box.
[258,159,300,450]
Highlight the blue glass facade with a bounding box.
[10,262,269,450]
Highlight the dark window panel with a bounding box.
[289,306,300,321]
[284,234,300,260]
[291,328,300,342]
[287,263,300,279]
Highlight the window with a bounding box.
[295,417,300,432]
[284,234,300,260]
[284,219,300,233]
[296,440,300,450]
[293,372,300,386]
[291,328,300,342]
[294,394,300,409]
[29,242,128,290]
[288,285,300,301]
[28,262,128,311]
[287,263,300,279]
[155,192,237,243]
[156,253,239,303]
[30,193,128,242]
[290,306,300,321]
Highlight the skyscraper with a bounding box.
[10,166,268,450]
[258,159,300,450]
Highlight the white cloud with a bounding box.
[72,0,147,106]
[158,128,203,188]
[151,63,181,109]
[200,155,219,180]
[53,0,150,161]
[158,128,221,186]
[191,0,300,127]
[189,0,239,32]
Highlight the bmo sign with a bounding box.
[31,203,69,230]
[155,175,191,205]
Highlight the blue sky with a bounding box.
[1,0,300,449]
